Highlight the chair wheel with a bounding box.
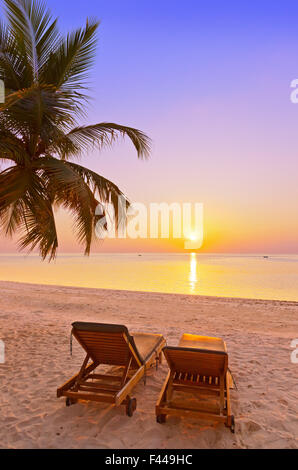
[126,398,137,417]
[156,414,166,424]
[66,397,76,407]
[230,415,235,433]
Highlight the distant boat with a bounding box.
[263,256,269,259]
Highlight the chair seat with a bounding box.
[132,333,164,363]
[178,334,227,353]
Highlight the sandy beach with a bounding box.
[0,280,297,449]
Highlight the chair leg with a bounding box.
[156,414,167,424]
[159,352,163,364]
[166,372,175,403]
[125,396,137,417]
[219,374,225,415]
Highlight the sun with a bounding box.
[188,233,198,242]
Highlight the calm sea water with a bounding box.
[0,253,297,301]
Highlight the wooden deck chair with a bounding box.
[156,334,235,432]
[57,322,166,417]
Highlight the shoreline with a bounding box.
[1,279,298,306]
[0,281,297,449]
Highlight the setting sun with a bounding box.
[188,233,199,242]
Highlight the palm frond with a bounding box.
[18,196,58,260]
[0,127,28,164]
[0,21,29,89]
[0,165,32,216]
[50,122,151,160]
[40,18,99,96]
[0,84,78,152]
[65,160,130,228]
[0,164,58,258]
[4,0,60,79]
[35,156,100,254]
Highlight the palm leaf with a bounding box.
[0,21,29,89]
[40,18,99,96]
[35,157,100,254]
[0,164,58,259]
[65,160,130,229]
[4,0,60,79]
[49,122,151,160]
[0,126,28,164]
[18,196,58,260]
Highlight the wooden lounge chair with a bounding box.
[57,322,166,417]
[156,334,235,432]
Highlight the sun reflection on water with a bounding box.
[189,252,198,292]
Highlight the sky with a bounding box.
[1,0,298,254]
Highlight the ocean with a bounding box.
[0,253,297,301]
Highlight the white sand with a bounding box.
[0,280,297,449]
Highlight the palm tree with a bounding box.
[0,0,150,260]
